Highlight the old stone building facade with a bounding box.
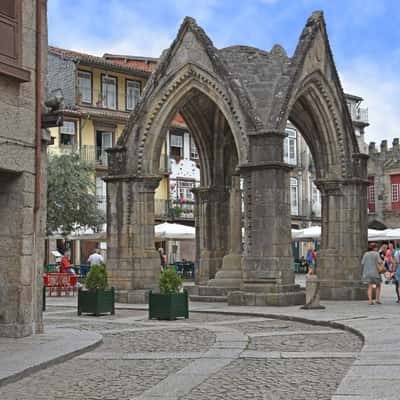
[106,12,368,305]
[0,0,48,337]
[367,140,400,229]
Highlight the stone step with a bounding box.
[190,295,227,303]
[198,286,238,297]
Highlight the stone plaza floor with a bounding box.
[1,280,400,399]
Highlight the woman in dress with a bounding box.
[361,243,383,305]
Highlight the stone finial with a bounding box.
[393,138,399,151]
[381,140,388,152]
[368,142,376,153]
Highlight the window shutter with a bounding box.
[0,0,18,62]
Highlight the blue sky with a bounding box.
[48,0,400,144]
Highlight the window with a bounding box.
[177,179,195,201]
[126,80,141,110]
[311,181,321,217]
[290,177,298,216]
[59,120,76,146]
[96,131,113,166]
[284,128,297,165]
[96,176,106,213]
[392,184,399,202]
[77,70,92,104]
[190,136,199,160]
[0,0,30,82]
[170,132,183,159]
[391,175,400,210]
[367,176,375,213]
[102,75,117,109]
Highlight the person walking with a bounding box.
[362,243,383,305]
[87,248,104,266]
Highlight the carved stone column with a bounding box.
[316,175,368,300]
[228,130,304,306]
[207,174,242,289]
[193,186,229,285]
[106,175,161,303]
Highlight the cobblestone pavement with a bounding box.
[182,358,355,400]
[0,306,363,400]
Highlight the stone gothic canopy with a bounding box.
[106,11,368,305]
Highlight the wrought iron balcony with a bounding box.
[154,199,195,219]
[80,145,110,167]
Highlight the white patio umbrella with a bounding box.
[292,226,386,241]
[154,222,195,240]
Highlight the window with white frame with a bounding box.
[102,75,117,109]
[59,120,76,146]
[77,70,92,104]
[290,177,299,215]
[177,179,195,200]
[311,181,321,217]
[190,136,199,160]
[284,128,297,165]
[126,80,140,110]
[170,132,183,158]
[368,183,375,203]
[392,184,399,202]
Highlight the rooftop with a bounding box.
[48,46,151,77]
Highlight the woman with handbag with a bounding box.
[361,243,384,305]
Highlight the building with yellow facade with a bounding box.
[47,47,169,263]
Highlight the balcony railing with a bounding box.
[155,199,195,219]
[349,107,368,124]
[81,145,110,167]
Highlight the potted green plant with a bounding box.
[78,264,115,316]
[149,267,189,320]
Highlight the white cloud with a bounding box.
[48,0,174,57]
[340,57,400,146]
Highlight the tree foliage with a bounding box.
[47,152,105,236]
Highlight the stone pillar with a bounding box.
[193,186,229,284]
[316,175,368,300]
[228,130,304,306]
[207,174,242,289]
[106,176,161,303]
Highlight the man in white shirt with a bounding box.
[87,248,104,266]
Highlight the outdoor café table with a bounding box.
[43,273,80,296]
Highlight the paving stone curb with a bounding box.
[0,328,103,387]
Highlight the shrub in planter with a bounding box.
[78,264,115,316]
[149,267,188,320]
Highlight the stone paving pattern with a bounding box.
[248,332,363,353]
[183,358,355,400]
[0,306,363,399]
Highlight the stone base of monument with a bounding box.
[319,281,368,301]
[190,253,242,303]
[227,283,305,306]
[115,289,155,304]
[301,275,325,310]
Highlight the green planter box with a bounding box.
[149,290,189,320]
[78,287,115,316]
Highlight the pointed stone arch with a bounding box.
[106,11,368,304]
